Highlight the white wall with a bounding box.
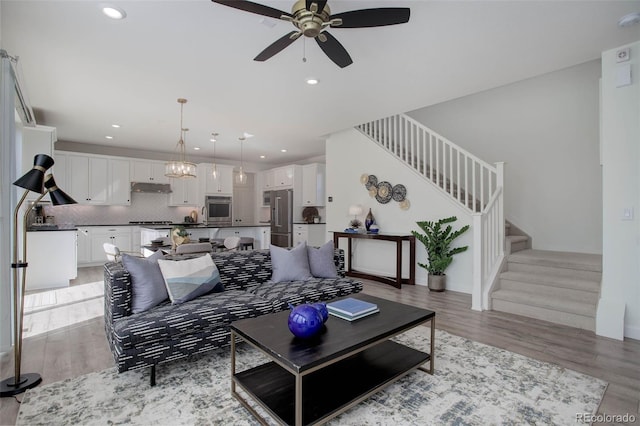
[408,60,603,254]
[326,129,474,293]
[599,41,640,340]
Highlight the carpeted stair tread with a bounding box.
[507,249,602,272]
[499,271,600,293]
[491,288,596,318]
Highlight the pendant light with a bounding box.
[165,98,197,178]
[236,136,247,184]
[210,132,219,179]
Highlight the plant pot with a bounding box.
[428,274,446,292]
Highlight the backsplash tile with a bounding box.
[43,193,197,226]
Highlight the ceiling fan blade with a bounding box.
[315,32,353,68]
[330,8,410,28]
[254,31,300,62]
[305,0,327,13]
[211,0,292,20]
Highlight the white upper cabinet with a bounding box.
[302,163,325,206]
[202,164,234,195]
[273,165,295,188]
[168,177,199,206]
[131,160,169,184]
[109,158,131,205]
[262,169,275,190]
[67,155,108,204]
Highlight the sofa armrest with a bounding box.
[104,261,132,324]
[334,248,346,277]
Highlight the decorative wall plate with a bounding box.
[360,174,369,184]
[399,199,410,210]
[375,181,393,204]
[392,184,407,202]
[365,175,378,190]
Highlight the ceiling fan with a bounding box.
[211,0,410,68]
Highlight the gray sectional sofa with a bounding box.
[103,248,362,385]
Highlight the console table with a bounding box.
[333,232,415,289]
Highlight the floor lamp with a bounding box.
[0,154,77,397]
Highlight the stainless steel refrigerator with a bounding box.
[270,189,292,247]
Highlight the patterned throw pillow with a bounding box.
[270,242,312,283]
[122,250,168,314]
[157,254,224,304]
[307,241,338,278]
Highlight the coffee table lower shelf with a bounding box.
[233,340,430,425]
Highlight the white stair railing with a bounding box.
[356,113,504,310]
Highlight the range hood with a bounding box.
[130,182,172,193]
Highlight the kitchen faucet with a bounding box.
[201,206,208,225]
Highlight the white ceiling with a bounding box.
[1,0,639,167]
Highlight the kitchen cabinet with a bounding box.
[302,163,325,206]
[131,160,169,184]
[26,230,77,290]
[202,164,234,195]
[233,172,255,226]
[76,227,92,264]
[293,224,328,247]
[273,166,295,188]
[262,169,275,190]
[109,158,131,205]
[89,227,132,263]
[67,154,108,204]
[168,177,199,206]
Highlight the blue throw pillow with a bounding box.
[270,242,312,283]
[307,241,338,278]
[121,251,169,314]
[157,254,224,304]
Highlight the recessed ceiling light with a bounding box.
[281,149,287,153]
[101,5,127,20]
[260,155,266,159]
[243,132,254,138]
[111,124,120,128]
[105,136,113,139]
[618,12,640,27]
[193,147,201,151]
[306,78,319,85]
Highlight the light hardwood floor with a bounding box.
[1,271,639,425]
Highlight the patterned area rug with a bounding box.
[17,327,606,425]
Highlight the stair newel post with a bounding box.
[495,161,505,257]
[472,213,483,311]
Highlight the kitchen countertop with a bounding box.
[27,226,78,232]
[293,222,327,225]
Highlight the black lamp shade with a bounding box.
[13,154,55,194]
[44,175,77,205]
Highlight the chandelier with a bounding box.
[165,98,197,178]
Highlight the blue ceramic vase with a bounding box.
[288,304,323,339]
[312,302,329,323]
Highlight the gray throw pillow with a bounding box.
[307,241,338,278]
[270,242,312,283]
[122,251,169,314]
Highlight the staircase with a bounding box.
[491,223,601,331]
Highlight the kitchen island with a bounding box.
[26,227,78,291]
[140,224,270,253]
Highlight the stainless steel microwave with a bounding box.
[205,195,232,225]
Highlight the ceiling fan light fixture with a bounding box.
[165,98,197,179]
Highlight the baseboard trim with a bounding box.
[624,324,640,340]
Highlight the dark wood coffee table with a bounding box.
[230,294,436,425]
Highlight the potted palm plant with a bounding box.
[411,216,469,291]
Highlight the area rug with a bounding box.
[17,327,606,425]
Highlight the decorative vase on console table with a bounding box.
[364,208,375,231]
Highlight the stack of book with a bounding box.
[326,298,379,321]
